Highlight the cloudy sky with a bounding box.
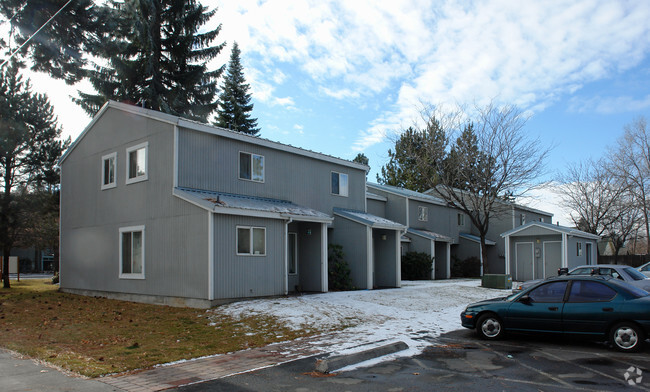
[14,0,650,224]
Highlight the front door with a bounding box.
[287,232,298,290]
[515,242,534,281]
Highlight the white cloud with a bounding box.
[569,95,650,114]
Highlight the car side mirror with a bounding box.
[519,295,532,304]
[558,268,568,276]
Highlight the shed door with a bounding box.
[543,241,562,278]
[515,242,534,281]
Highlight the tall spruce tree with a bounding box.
[0,0,105,83]
[75,0,225,121]
[0,63,67,288]
[215,42,259,135]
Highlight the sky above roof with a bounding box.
[11,0,650,225]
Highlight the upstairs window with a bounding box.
[457,213,465,226]
[418,206,428,222]
[126,142,148,184]
[520,213,526,225]
[101,152,117,190]
[239,152,264,182]
[331,172,348,197]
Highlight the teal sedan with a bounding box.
[461,275,650,352]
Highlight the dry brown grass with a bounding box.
[0,279,323,377]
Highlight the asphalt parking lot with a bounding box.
[178,329,650,391]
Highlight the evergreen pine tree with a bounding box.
[0,63,67,288]
[215,42,259,135]
[0,0,105,83]
[75,0,225,121]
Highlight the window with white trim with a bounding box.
[457,213,465,226]
[119,226,145,279]
[418,206,428,222]
[126,142,148,184]
[331,172,348,196]
[101,152,117,190]
[577,242,583,256]
[237,226,266,256]
[239,152,264,182]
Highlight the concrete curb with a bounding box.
[315,341,409,373]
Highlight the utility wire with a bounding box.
[1,0,73,68]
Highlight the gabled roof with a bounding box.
[501,221,600,240]
[366,192,387,202]
[60,101,368,172]
[174,187,333,223]
[459,233,496,246]
[333,208,406,230]
[406,228,454,243]
[366,183,446,206]
[424,186,553,218]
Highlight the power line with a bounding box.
[1,0,73,68]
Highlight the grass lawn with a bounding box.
[0,279,325,377]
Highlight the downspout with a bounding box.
[284,217,293,295]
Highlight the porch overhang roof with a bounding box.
[333,208,406,230]
[459,232,496,246]
[407,228,454,243]
[501,221,600,240]
[174,187,333,223]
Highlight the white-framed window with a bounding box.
[418,206,428,222]
[237,226,266,256]
[239,152,264,182]
[457,213,465,226]
[331,171,348,197]
[126,142,148,184]
[577,242,583,256]
[520,213,526,225]
[288,232,298,275]
[101,152,117,190]
[119,226,145,279]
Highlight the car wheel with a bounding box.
[476,313,504,340]
[610,322,644,352]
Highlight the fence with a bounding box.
[597,254,650,267]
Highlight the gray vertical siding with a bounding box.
[60,107,209,300]
[367,199,386,218]
[177,128,366,213]
[373,229,399,287]
[329,220,369,289]
[212,215,285,299]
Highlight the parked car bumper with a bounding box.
[461,310,477,329]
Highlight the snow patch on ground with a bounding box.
[208,279,511,369]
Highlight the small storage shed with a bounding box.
[501,222,600,281]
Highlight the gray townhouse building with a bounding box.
[367,183,554,279]
[59,101,404,308]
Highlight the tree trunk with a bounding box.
[480,236,489,275]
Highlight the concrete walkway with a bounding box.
[0,349,120,392]
[99,336,331,391]
[1,333,343,392]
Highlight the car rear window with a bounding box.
[624,267,648,281]
[567,281,616,302]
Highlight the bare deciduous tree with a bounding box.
[608,117,650,254]
[397,102,551,274]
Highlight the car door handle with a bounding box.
[548,307,558,311]
[602,307,614,312]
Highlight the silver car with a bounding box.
[512,264,650,293]
[638,261,650,278]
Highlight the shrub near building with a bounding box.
[401,252,433,280]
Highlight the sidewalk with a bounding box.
[99,334,338,391]
[0,349,119,392]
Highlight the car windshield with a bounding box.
[569,267,592,275]
[624,267,648,281]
